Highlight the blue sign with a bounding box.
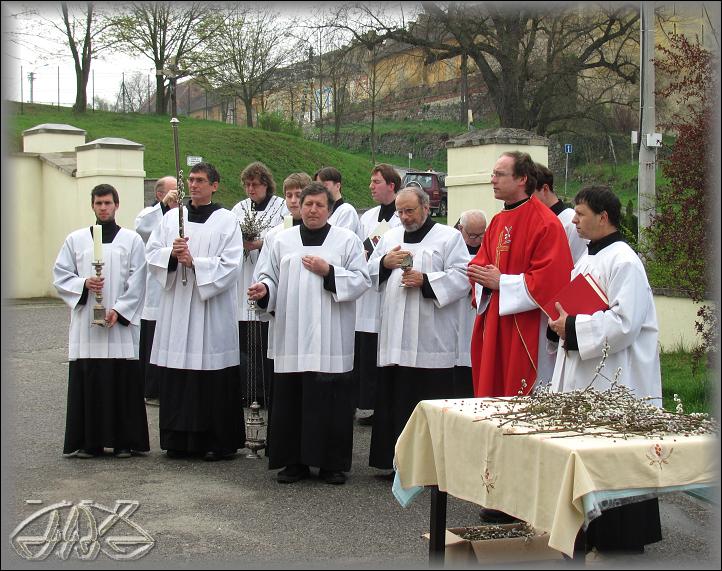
[564,144,573,154]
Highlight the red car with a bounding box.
[402,171,448,217]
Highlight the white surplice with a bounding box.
[231,195,288,322]
[355,206,402,333]
[370,223,470,369]
[550,241,662,401]
[255,225,371,373]
[53,227,146,360]
[453,247,475,367]
[558,207,589,264]
[135,202,166,320]
[329,201,362,239]
[146,208,243,370]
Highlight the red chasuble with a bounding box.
[470,196,573,397]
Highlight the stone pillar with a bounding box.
[22,123,86,153]
[445,128,550,226]
[75,137,146,231]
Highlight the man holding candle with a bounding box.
[53,184,149,459]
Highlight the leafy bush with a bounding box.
[641,34,718,357]
[257,111,302,137]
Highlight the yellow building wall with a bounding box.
[9,130,145,299]
[654,294,708,352]
[9,155,46,298]
[446,143,548,227]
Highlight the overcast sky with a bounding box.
[1,1,414,108]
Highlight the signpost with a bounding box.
[564,144,573,198]
[408,152,413,169]
[187,155,202,167]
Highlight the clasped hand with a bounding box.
[382,245,412,270]
[467,263,501,290]
[172,236,193,268]
[302,255,330,276]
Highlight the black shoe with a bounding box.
[375,470,395,482]
[204,450,235,462]
[114,448,131,458]
[479,508,521,524]
[165,449,187,459]
[319,469,347,485]
[277,464,310,483]
[75,448,102,459]
[357,413,374,426]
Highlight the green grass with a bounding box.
[564,161,670,209]
[660,350,716,414]
[7,103,377,209]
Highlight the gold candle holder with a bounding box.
[91,260,106,327]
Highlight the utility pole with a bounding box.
[28,71,36,103]
[638,0,658,241]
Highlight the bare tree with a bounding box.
[6,3,115,113]
[196,7,298,128]
[107,2,219,115]
[332,2,640,135]
[114,71,149,112]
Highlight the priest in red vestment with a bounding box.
[469,151,573,397]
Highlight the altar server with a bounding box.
[54,183,149,458]
[354,164,402,426]
[314,166,362,238]
[134,175,177,403]
[147,162,245,461]
[248,182,370,485]
[548,184,662,553]
[368,186,470,472]
[452,209,488,398]
[232,162,287,407]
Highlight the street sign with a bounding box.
[564,144,573,154]
[187,155,202,166]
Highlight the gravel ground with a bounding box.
[1,299,719,569]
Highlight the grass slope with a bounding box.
[7,104,377,209]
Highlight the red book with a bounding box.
[542,273,609,320]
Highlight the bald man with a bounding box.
[135,176,178,403]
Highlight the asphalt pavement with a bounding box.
[1,299,720,569]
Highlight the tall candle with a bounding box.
[283,215,293,229]
[93,225,103,261]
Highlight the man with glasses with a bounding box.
[368,187,470,477]
[468,151,573,401]
[231,162,287,408]
[147,162,245,461]
[452,209,488,398]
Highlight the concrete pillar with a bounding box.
[445,128,550,225]
[22,123,86,153]
[75,137,146,230]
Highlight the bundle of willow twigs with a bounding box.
[486,383,718,439]
[458,523,535,541]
